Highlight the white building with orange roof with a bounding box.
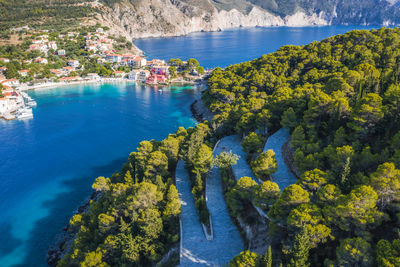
[113,71,126,78]
[58,76,80,82]
[50,69,63,77]
[48,42,57,50]
[63,66,76,75]
[1,79,20,87]
[34,58,48,64]
[132,56,147,68]
[18,70,30,77]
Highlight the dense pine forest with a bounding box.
[203,27,400,266]
[58,27,400,266]
[0,0,95,31]
[56,124,214,266]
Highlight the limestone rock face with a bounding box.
[95,0,328,40]
[94,0,400,40]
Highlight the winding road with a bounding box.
[263,128,297,189]
[216,135,257,183]
[176,159,243,266]
[175,129,296,266]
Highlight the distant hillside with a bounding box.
[0,0,95,31]
[3,0,400,39]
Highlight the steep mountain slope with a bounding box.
[95,0,326,39]
[2,0,400,41]
[94,0,400,39]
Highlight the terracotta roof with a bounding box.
[59,76,79,81]
[1,79,18,83]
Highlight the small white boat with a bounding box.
[16,108,33,119]
[27,100,37,107]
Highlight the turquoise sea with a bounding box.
[0,26,377,266]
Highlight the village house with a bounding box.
[63,66,75,75]
[34,58,48,64]
[68,60,80,68]
[87,44,97,53]
[1,79,20,87]
[0,67,7,74]
[147,59,166,67]
[30,44,48,54]
[18,70,30,77]
[58,76,80,82]
[113,71,126,78]
[105,54,122,63]
[132,56,147,68]
[152,65,169,76]
[0,91,23,114]
[137,70,150,82]
[128,70,139,81]
[50,69,63,77]
[146,74,168,84]
[57,49,66,56]
[31,39,43,44]
[48,42,58,50]
[86,73,100,80]
[119,58,129,66]
[0,58,10,63]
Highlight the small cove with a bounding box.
[0,25,378,266]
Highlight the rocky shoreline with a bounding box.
[46,191,101,266]
[190,98,213,122]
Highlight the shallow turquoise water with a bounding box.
[0,25,380,266]
[0,83,200,266]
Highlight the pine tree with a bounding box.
[261,246,273,267]
[341,157,351,188]
[288,227,311,267]
[124,170,133,185]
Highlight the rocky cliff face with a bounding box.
[93,0,400,40]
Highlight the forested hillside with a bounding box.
[52,26,400,266]
[0,0,95,31]
[54,124,215,266]
[202,27,400,266]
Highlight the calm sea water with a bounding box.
[0,26,377,266]
[135,25,378,68]
[0,83,199,266]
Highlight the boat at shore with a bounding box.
[16,107,33,119]
[27,100,37,107]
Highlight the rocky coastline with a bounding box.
[190,98,213,123]
[46,191,101,266]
